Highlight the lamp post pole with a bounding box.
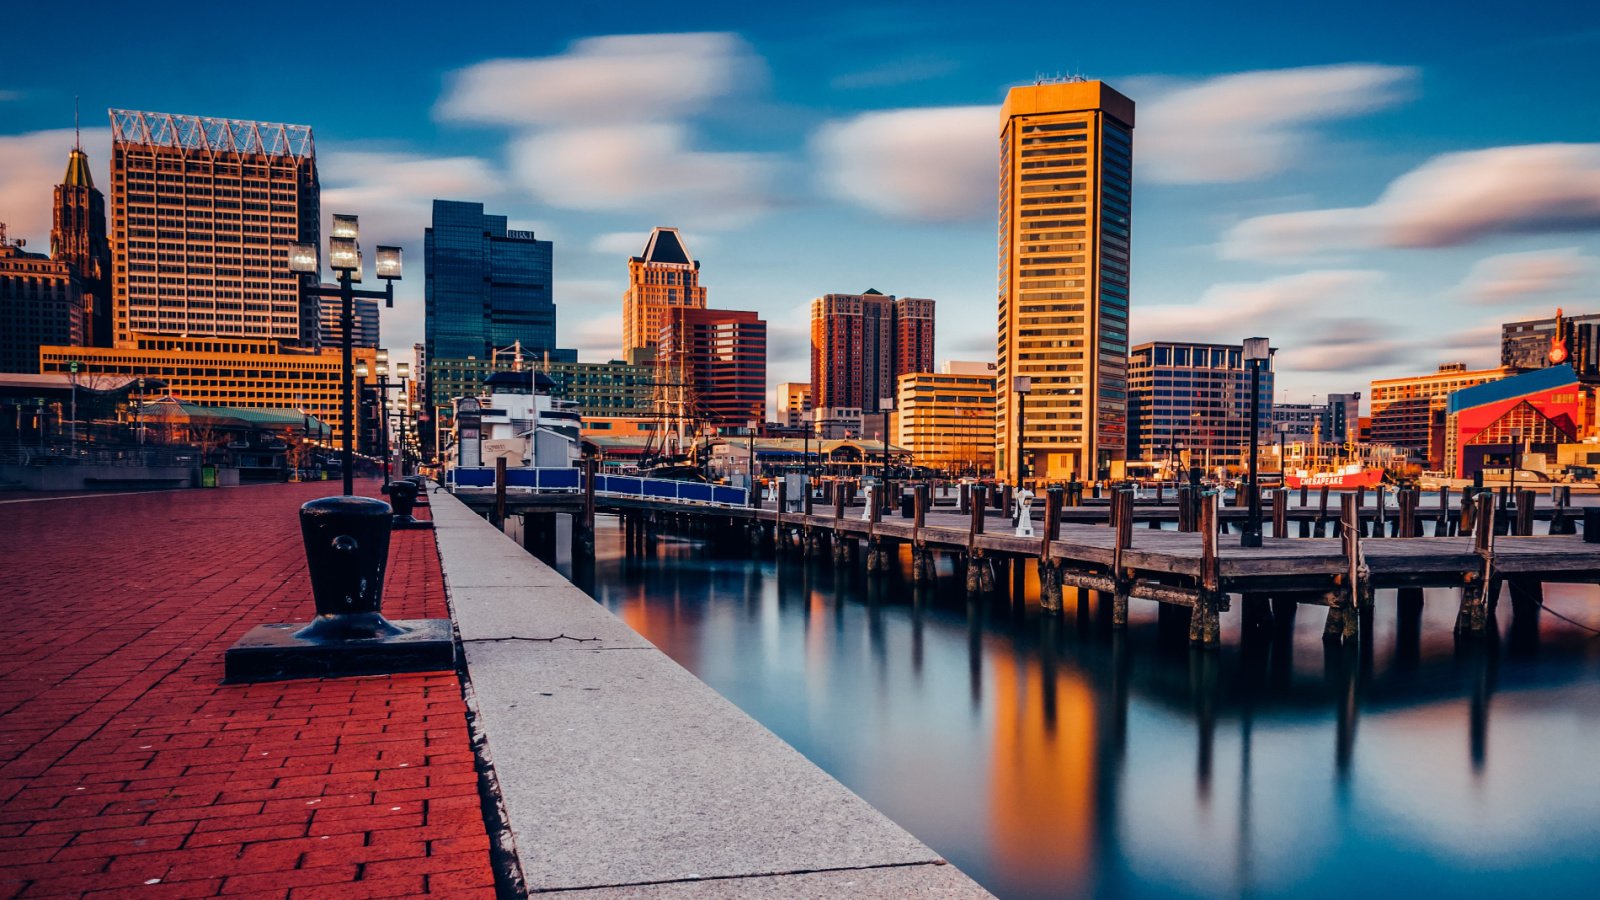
[1242,338,1270,548]
[880,398,892,511]
[289,218,402,496]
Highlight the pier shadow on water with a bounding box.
[556,517,1600,900]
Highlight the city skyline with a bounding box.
[2,2,1598,410]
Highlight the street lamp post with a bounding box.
[1276,422,1290,472]
[1242,337,1270,548]
[1013,376,1032,490]
[289,217,402,496]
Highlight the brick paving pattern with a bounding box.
[0,482,496,898]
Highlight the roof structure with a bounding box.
[1447,364,1579,414]
[0,373,163,395]
[61,148,94,188]
[137,398,329,433]
[109,109,316,159]
[636,227,693,266]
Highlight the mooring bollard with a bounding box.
[297,497,401,640]
[1585,507,1600,544]
[386,479,432,530]
[224,495,455,683]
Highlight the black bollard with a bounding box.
[387,480,433,530]
[223,495,455,682]
[297,497,400,641]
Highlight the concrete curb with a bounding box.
[430,490,991,897]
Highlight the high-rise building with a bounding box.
[996,79,1134,482]
[657,307,766,431]
[109,110,320,347]
[1369,363,1514,469]
[317,294,379,350]
[1,229,83,373]
[424,199,559,413]
[810,290,935,416]
[776,382,812,429]
[1127,341,1274,472]
[896,365,997,476]
[51,139,111,347]
[622,227,707,358]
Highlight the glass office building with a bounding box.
[424,199,560,415]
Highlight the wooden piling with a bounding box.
[1190,493,1221,648]
[1112,490,1134,627]
[1456,492,1495,636]
[1271,488,1287,539]
[1326,493,1364,643]
[1515,489,1535,537]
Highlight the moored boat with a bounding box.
[1286,463,1385,489]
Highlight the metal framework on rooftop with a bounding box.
[108,109,315,159]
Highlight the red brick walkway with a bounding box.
[0,482,496,899]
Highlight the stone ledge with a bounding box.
[430,489,991,897]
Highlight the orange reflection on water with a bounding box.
[988,649,1098,890]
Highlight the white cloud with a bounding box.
[0,127,111,248]
[436,33,779,230]
[1224,143,1600,259]
[811,105,993,221]
[1455,247,1594,305]
[436,33,763,127]
[509,124,776,227]
[559,288,625,361]
[1134,271,1412,374]
[0,90,21,102]
[1138,64,1416,185]
[319,150,505,251]
[1133,270,1384,342]
[588,229,714,258]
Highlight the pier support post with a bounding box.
[1326,493,1364,644]
[1191,492,1221,648]
[1111,489,1134,627]
[1456,493,1496,636]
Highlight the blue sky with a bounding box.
[3,0,1598,411]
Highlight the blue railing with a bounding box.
[446,466,748,508]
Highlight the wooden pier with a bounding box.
[452,474,1600,649]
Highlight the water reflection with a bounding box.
[572,519,1600,899]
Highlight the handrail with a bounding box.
[446,466,749,509]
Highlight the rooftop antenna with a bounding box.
[74,95,81,150]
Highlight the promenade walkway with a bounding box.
[0,482,495,899]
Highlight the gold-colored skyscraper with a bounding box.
[996,80,1134,482]
[621,227,706,360]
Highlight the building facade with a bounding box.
[809,290,935,415]
[316,294,379,350]
[896,367,997,476]
[1369,363,1514,469]
[1270,393,1361,443]
[622,228,707,358]
[424,199,560,437]
[1503,311,1600,382]
[51,143,112,347]
[1,235,83,373]
[542,359,654,418]
[776,382,812,429]
[996,80,1134,482]
[657,308,766,431]
[1127,341,1274,473]
[1443,366,1584,478]
[109,110,321,347]
[39,336,374,442]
